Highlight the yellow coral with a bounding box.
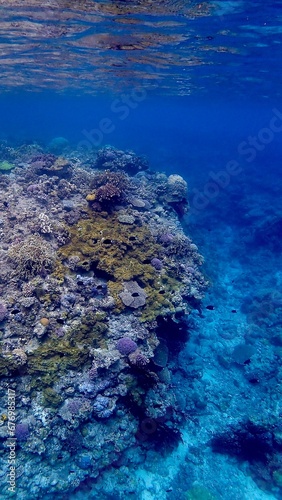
[86,193,96,202]
[55,212,184,321]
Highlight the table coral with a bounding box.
[119,281,147,309]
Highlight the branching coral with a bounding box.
[95,183,123,206]
[8,235,54,280]
[91,170,129,191]
[87,170,130,208]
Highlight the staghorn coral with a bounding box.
[8,234,54,280]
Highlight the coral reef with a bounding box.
[94,146,149,175]
[0,143,208,499]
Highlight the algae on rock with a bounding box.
[56,212,185,321]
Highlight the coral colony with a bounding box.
[0,143,208,498]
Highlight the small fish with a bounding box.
[206,305,215,310]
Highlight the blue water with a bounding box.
[1,1,282,499]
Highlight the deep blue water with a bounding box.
[1,1,282,499]
[2,93,282,172]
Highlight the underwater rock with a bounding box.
[117,213,135,224]
[158,367,171,384]
[129,197,147,209]
[231,344,256,365]
[153,341,169,367]
[166,174,188,203]
[8,348,28,367]
[210,420,275,464]
[93,394,116,419]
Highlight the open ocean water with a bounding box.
[0,1,282,499]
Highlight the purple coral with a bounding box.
[129,349,149,368]
[15,423,30,441]
[67,398,83,415]
[88,365,98,379]
[151,258,163,270]
[158,232,174,244]
[116,337,137,355]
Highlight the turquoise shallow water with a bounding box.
[0,1,282,499]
